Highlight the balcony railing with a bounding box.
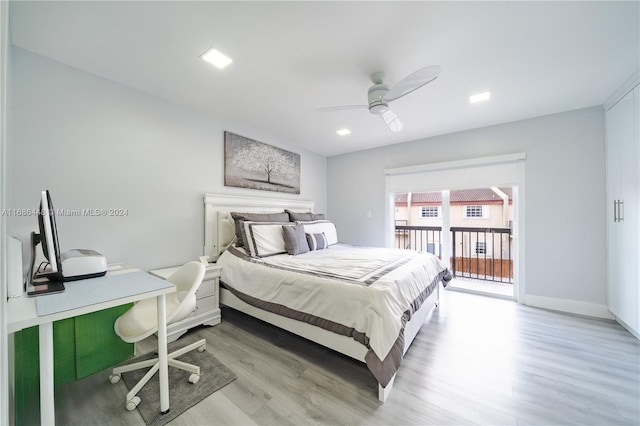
[395,224,513,283]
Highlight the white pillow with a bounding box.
[243,221,294,257]
[298,220,338,245]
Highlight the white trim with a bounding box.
[385,181,394,248]
[441,190,451,267]
[525,294,615,320]
[385,152,526,176]
[604,70,640,111]
[512,184,524,303]
[615,316,640,340]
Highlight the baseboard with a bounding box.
[614,316,640,340]
[524,294,615,320]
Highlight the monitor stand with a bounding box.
[27,279,65,297]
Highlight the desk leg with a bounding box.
[157,294,170,414]
[39,322,55,426]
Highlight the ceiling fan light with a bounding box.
[369,103,389,115]
[382,110,403,132]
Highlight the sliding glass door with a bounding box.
[385,154,525,302]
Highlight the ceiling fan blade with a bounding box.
[381,109,403,132]
[317,105,368,112]
[383,65,441,103]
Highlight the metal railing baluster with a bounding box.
[394,225,513,283]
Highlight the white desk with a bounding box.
[7,265,175,425]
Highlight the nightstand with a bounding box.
[149,263,222,343]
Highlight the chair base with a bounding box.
[110,338,207,411]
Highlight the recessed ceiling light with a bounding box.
[200,48,232,69]
[336,129,351,136]
[469,91,491,104]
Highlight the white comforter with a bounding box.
[217,244,450,367]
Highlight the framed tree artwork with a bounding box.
[224,131,301,194]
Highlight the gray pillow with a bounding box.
[282,224,310,255]
[285,209,326,222]
[306,232,328,251]
[230,211,290,248]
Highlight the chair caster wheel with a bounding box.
[109,374,121,384]
[189,373,200,384]
[126,396,141,411]
[197,345,206,353]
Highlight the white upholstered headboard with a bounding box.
[203,193,315,261]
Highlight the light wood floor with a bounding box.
[54,289,640,426]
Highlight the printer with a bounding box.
[60,249,107,280]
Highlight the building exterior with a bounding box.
[395,188,514,281]
[395,187,513,229]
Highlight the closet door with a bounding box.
[607,87,638,332]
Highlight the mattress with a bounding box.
[217,243,451,387]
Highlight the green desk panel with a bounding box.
[13,304,134,426]
[74,304,133,378]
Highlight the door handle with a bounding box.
[614,200,625,223]
[619,200,624,222]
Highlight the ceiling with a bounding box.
[9,1,640,157]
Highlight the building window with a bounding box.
[473,240,493,256]
[420,206,440,218]
[464,205,489,219]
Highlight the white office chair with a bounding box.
[109,261,207,411]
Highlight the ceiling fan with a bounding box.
[319,65,441,133]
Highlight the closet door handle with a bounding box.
[614,200,619,222]
[619,200,624,222]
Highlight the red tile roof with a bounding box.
[396,188,512,206]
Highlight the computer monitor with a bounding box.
[38,189,61,277]
[28,190,107,294]
[28,190,65,294]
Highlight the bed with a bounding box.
[203,193,451,402]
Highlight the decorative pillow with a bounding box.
[285,209,327,222]
[306,232,328,251]
[231,211,290,248]
[282,224,310,255]
[242,221,295,257]
[298,220,338,245]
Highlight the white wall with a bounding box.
[8,47,327,272]
[328,107,607,309]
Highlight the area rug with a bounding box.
[120,338,237,426]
